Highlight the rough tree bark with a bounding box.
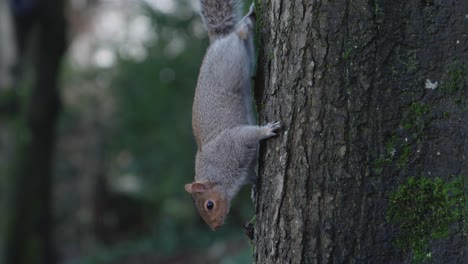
[4,1,66,264]
[253,0,467,263]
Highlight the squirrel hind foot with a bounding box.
[236,18,254,40]
[236,4,255,40]
[247,3,256,22]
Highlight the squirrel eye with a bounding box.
[206,200,214,210]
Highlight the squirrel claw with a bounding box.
[264,121,282,137]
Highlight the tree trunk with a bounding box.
[0,0,16,89]
[253,0,467,263]
[4,1,66,264]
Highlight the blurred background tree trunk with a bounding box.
[4,0,66,263]
[253,0,467,263]
[0,0,16,89]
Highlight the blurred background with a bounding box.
[0,0,254,263]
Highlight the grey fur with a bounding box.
[194,123,281,199]
[192,1,281,206]
[200,0,243,41]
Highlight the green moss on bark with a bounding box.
[387,176,465,263]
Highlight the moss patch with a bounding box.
[402,102,431,134]
[342,43,353,61]
[387,176,465,263]
[396,144,411,170]
[372,101,433,175]
[440,63,467,96]
[372,156,391,174]
[405,52,418,72]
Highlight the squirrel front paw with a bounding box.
[263,121,282,137]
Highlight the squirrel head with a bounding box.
[185,182,230,230]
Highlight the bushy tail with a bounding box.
[200,0,243,40]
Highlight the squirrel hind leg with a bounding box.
[236,5,255,40]
[247,3,256,22]
[236,20,254,40]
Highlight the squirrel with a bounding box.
[185,0,281,230]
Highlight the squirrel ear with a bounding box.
[186,182,214,193]
[185,183,194,193]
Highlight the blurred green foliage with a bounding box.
[106,6,203,213]
[2,1,255,262]
[66,2,255,262]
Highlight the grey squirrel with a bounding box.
[185,0,281,230]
